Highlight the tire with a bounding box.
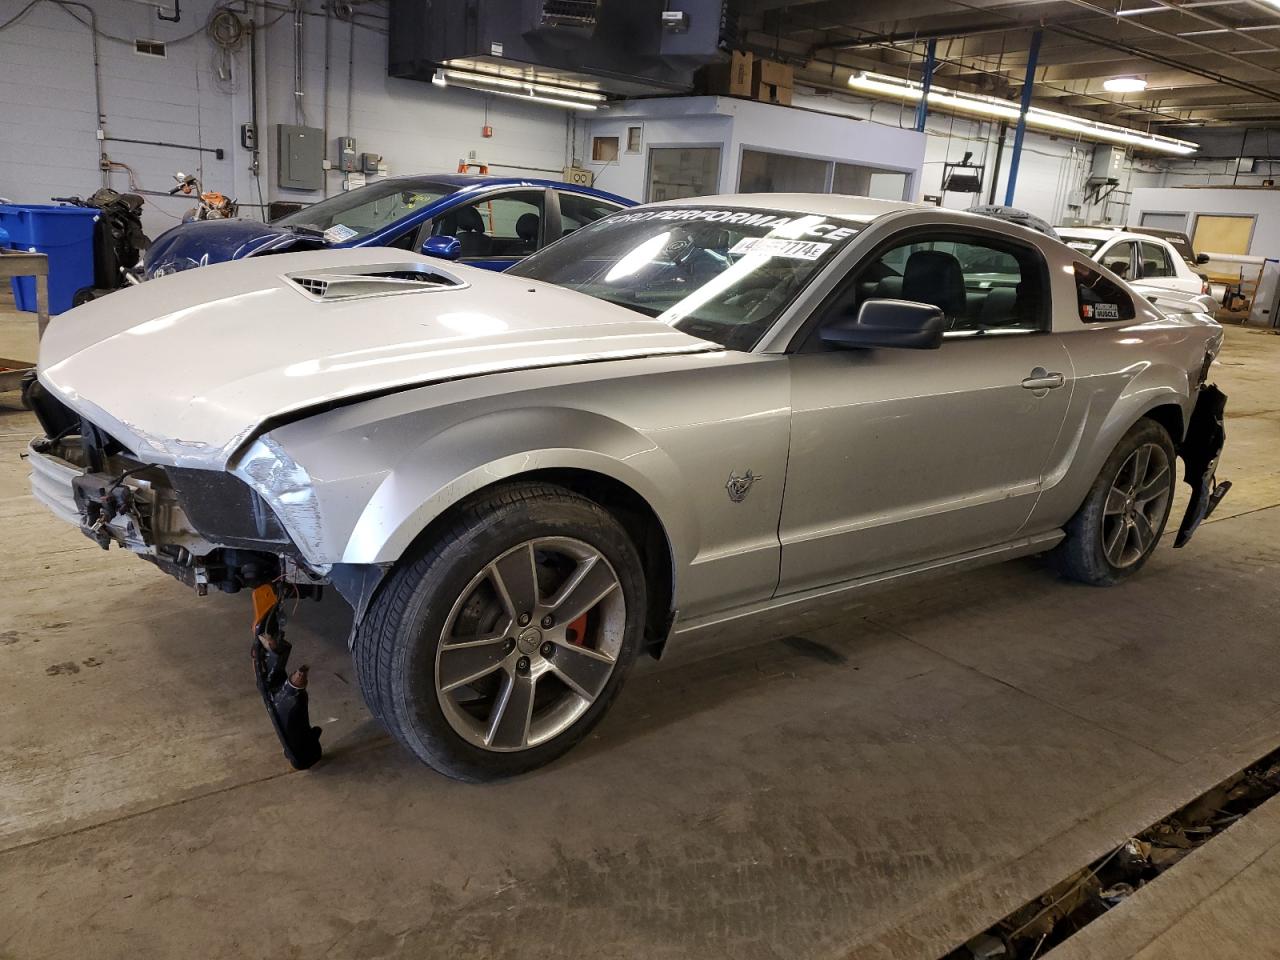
[352,482,646,781]
[1050,418,1177,586]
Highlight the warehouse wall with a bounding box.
[0,0,578,240]
[1140,129,1280,189]
[0,0,240,236]
[1129,186,1280,259]
[790,88,1133,226]
[1,0,1178,244]
[584,96,925,203]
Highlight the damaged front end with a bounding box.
[1174,382,1231,548]
[26,377,330,767]
[24,376,325,597]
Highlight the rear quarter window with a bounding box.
[1075,262,1136,322]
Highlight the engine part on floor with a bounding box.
[250,583,322,770]
[943,746,1280,959]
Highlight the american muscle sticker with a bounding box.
[1082,302,1121,320]
[729,237,832,260]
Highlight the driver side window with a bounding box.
[815,231,1048,342]
[434,190,546,260]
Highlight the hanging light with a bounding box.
[847,71,1196,155]
[1103,77,1148,93]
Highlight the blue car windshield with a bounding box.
[508,206,862,351]
[273,179,456,242]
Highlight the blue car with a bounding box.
[143,174,634,279]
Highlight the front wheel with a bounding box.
[352,482,646,781]
[1051,419,1176,586]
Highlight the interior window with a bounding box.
[816,232,1048,338]
[433,190,545,259]
[558,194,623,239]
[1075,262,1136,322]
[1140,241,1175,278]
[1101,241,1136,280]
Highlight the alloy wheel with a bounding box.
[434,537,627,752]
[1101,442,1172,568]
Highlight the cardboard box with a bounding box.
[755,81,793,106]
[752,59,794,91]
[705,50,754,97]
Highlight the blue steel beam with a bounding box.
[1004,29,1042,207]
[914,39,937,133]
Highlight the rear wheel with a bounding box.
[352,482,645,781]
[1051,419,1176,586]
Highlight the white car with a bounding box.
[1057,227,1208,297]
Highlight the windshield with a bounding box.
[1060,234,1105,257]
[507,206,862,350]
[274,179,455,242]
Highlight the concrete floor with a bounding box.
[3,298,1280,960]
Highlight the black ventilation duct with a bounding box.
[388,0,732,97]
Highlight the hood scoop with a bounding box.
[285,261,467,301]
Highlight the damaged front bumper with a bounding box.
[1174,383,1231,548]
[27,433,324,595]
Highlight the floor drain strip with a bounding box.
[942,743,1280,960]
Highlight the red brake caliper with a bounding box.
[566,612,590,647]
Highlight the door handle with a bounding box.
[1022,367,1066,391]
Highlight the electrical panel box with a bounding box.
[1091,145,1126,184]
[360,152,382,174]
[337,136,357,172]
[276,124,324,191]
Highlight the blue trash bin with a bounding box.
[0,204,99,315]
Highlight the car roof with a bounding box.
[1057,225,1176,247]
[387,173,631,203]
[1057,226,1122,239]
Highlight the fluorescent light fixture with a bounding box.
[847,71,1197,155]
[440,68,605,109]
[1103,76,1148,93]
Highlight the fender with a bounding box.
[339,405,698,569]
[1035,358,1193,526]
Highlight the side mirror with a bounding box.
[1196,252,1211,265]
[820,298,945,350]
[421,235,461,261]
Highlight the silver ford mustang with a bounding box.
[25,194,1230,780]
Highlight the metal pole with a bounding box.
[915,39,937,133]
[1004,29,1042,207]
[987,121,1008,205]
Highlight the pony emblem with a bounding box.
[725,470,761,503]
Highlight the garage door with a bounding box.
[1140,211,1189,232]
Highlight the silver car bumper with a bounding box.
[27,440,85,528]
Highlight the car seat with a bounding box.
[455,206,492,258]
[515,212,540,253]
[979,286,1021,327]
[901,250,967,323]
[874,275,904,298]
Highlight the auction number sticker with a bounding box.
[729,237,832,260]
[323,224,359,243]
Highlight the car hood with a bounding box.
[145,218,316,274]
[38,249,717,469]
